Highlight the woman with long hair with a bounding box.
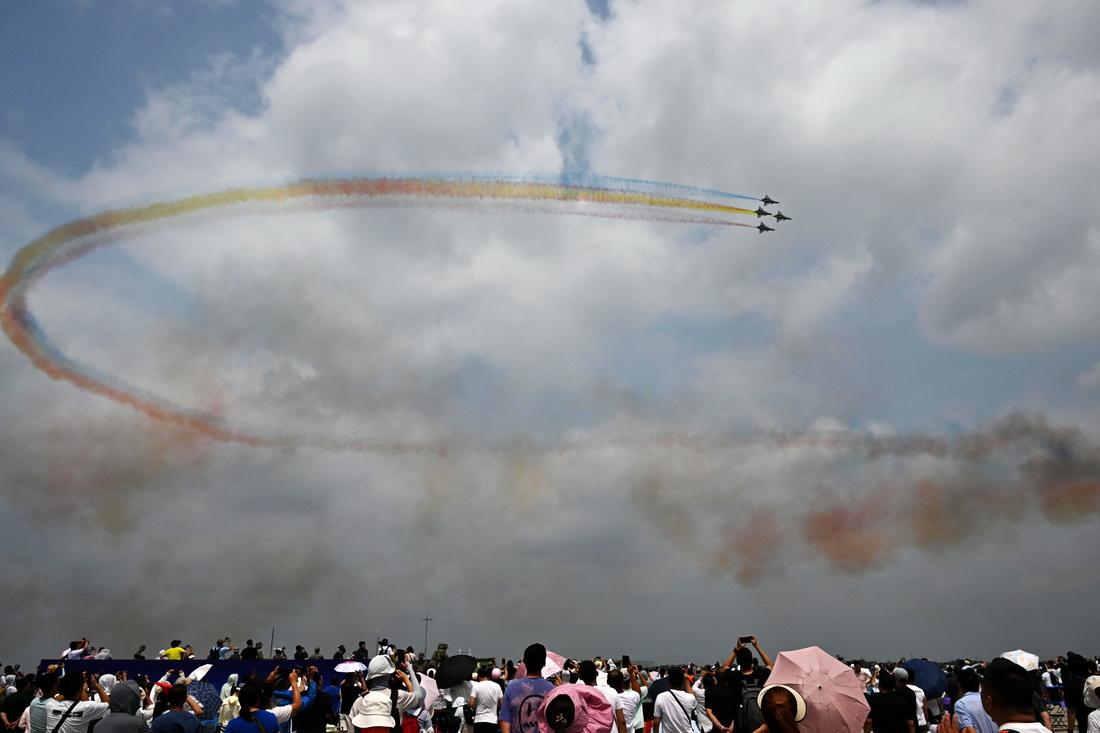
[753,685,806,733]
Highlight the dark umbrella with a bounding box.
[900,659,948,698]
[435,654,478,689]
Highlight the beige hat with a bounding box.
[351,690,395,729]
[758,684,807,722]
[367,654,396,680]
[1084,676,1100,709]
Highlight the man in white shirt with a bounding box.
[609,668,645,733]
[652,668,696,733]
[44,672,111,733]
[468,667,503,733]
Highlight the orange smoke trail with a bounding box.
[803,490,893,572]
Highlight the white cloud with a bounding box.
[2,0,1100,664]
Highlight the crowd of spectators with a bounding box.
[1,638,1096,733]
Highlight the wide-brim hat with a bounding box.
[1084,676,1100,709]
[758,684,808,722]
[368,654,396,680]
[537,684,613,733]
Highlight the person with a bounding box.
[1065,655,1097,733]
[240,642,258,662]
[45,671,112,733]
[953,668,996,733]
[756,685,806,733]
[939,660,1053,733]
[149,685,204,733]
[652,668,695,733]
[535,685,611,733]
[892,670,919,733]
[94,680,151,733]
[854,664,873,692]
[28,673,58,733]
[290,671,336,733]
[338,673,363,733]
[691,671,713,733]
[577,662,623,733]
[500,643,557,733]
[898,670,929,733]
[470,667,504,733]
[706,670,737,733]
[62,641,91,661]
[1,676,33,732]
[349,655,422,733]
[864,670,914,733]
[351,643,371,662]
[720,637,773,733]
[377,640,395,659]
[163,643,193,662]
[983,658,1053,733]
[309,649,325,661]
[608,668,643,733]
[1085,677,1100,733]
[224,671,302,733]
[221,677,240,703]
[333,647,346,661]
[217,690,240,733]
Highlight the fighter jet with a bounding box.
[774,211,791,222]
[754,207,772,218]
[757,223,774,233]
[761,195,779,206]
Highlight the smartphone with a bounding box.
[739,636,752,644]
[622,655,631,668]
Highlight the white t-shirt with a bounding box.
[44,699,110,733]
[998,723,1052,733]
[596,685,623,713]
[1086,708,1100,733]
[618,689,642,731]
[471,680,502,724]
[653,690,696,733]
[907,684,927,726]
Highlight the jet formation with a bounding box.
[753,195,791,232]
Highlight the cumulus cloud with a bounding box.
[2,0,1099,664]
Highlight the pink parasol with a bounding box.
[516,650,568,679]
[765,646,870,733]
[417,673,440,710]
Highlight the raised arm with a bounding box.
[749,637,773,671]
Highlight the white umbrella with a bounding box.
[1001,650,1039,671]
[188,664,213,682]
[335,661,368,673]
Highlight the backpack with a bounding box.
[737,672,765,732]
[401,712,420,733]
[208,647,220,660]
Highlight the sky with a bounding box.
[2,0,1100,668]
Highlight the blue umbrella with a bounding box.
[900,658,948,698]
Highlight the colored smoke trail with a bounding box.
[625,413,1100,583]
[0,173,758,449]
